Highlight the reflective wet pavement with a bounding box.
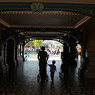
[0,57,95,95]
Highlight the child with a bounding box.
[48,60,56,81]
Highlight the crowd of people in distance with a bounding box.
[24,47,61,59]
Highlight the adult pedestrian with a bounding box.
[38,46,48,82]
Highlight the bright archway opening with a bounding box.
[24,40,63,61]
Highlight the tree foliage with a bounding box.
[27,41,34,45]
[34,40,42,47]
[26,40,42,47]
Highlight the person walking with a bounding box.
[38,46,48,82]
[63,53,70,80]
[48,60,56,81]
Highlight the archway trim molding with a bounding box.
[0,2,95,17]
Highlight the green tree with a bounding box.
[27,41,34,45]
[34,40,42,47]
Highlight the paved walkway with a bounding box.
[0,55,95,95]
[27,54,61,60]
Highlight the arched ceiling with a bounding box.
[0,1,95,41]
[0,11,90,28]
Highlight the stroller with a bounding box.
[37,70,49,82]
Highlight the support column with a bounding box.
[78,28,89,79]
[69,38,77,67]
[85,20,95,79]
[63,42,70,79]
[7,39,15,69]
[76,18,95,79]
[0,41,3,75]
[20,44,22,56]
[15,42,18,65]
[0,29,2,56]
[61,41,64,64]
[22,42,25,61]
[64,42,69,54]
[86,40,95,78]
[0,43,1,56]
[0,28,6,75]
[4,43,7,66]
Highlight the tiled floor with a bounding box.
[0,58,95,95]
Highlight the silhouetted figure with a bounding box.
[63,53,70,80]
[61,52,64,64]
[80,57,89,79]
[61,63,64,73]
[48,60,56,81]
[38,46,48,82]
